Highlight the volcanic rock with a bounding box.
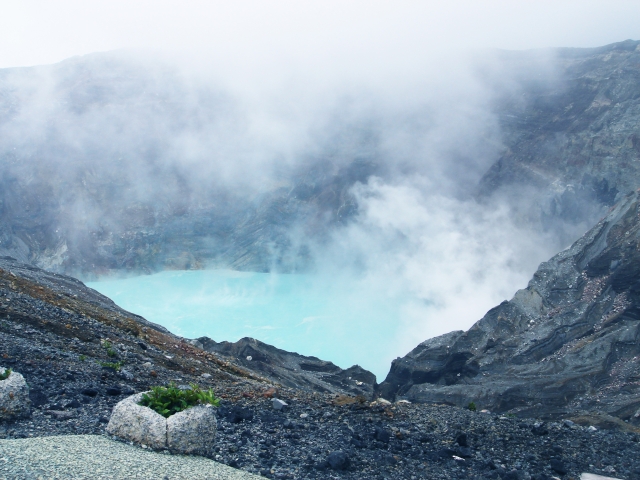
[193,336,377,398]
[378,190,640,424]
[0,368,31,420]
[479,40,640,242]
[106,393,167,449]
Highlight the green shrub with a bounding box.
[98,360,125,372]
[0,368,11,380]
[139,383,220,418]
[102,340,117,358]
[467,402,477,411]
[79,354,87,361]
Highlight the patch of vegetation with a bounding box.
[0,368,11,380]
[102,340,117,358]
[98,360,125,372]
[139,383,221,418]
[79,354,87,361]
[467,402,477,412]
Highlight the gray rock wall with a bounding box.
[377,191,640,423]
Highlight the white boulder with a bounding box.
[167,404,217,455]
[0,368,31,420]
[107,393,167,449]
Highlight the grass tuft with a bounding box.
[139,382,220,418]
[98,360,125,371]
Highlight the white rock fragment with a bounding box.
[587,425,598,432]
[200,373,211,379]
[272,398,288,410]
[246,356,252,361]
[299,413,309,419]
[373,398,391,405]
[580,473,622,480]
[0,368,31,420]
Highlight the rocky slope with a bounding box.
[2,256,640,479]
[193,336,376,398]
[378,190,640,425]
[0,255,374,401]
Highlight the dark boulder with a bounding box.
[327,451,350,470]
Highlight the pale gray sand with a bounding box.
[0,435,261,480]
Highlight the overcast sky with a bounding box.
[1,1,639,76]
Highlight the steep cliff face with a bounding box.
[480,40,640,241]
[378,191,640,422]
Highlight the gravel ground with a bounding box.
[0,435,261,479]
[4,395,640,479]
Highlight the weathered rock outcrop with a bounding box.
[0,368,30,420]
[192,336,377,398]
[378,191,640,422]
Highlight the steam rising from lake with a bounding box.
[0,45,575,378]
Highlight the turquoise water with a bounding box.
[87,270,408,380]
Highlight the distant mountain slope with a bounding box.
[480,39,640,241]
[0,41,638,276]
[0,53,377,275]
[377,190,640,423]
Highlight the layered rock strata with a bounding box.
[480,40,640,240]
